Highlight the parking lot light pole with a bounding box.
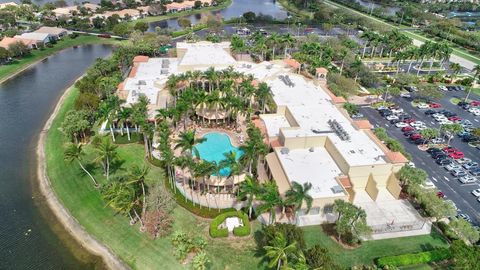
[464,87,473,102]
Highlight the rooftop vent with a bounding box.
[278,75,294,87]
[280,147,290,155]
[137,80,146,85]
[161,69,169,75]
[331,185,344,194]
[309,147,314,152]
[328,119,350,141]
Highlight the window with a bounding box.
[309,207,320,215]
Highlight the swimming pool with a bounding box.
[194,132,243,177]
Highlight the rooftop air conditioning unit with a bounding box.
[309,147,314,152]
[280,147,290,155]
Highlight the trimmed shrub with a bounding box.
[209,211,251,238]
[376,248,451,267]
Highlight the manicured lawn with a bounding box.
[129,0,232,25]
[0,35,120,83]
[45,87,261,270]
[303,226,449,268]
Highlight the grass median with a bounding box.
[0,35,121,84]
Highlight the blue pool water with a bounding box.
[194,132,243,176]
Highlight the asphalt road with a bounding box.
[360,90,480,225]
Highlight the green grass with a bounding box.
[129,0,232,25]
[0,35,121,83]
[400,264,434,270]
[45,87,261,270]
[472,88,480,97]
[303,226,449,268]
[276,0,313,19]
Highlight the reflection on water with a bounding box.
[0,44,112,270]
[149,0,288,30]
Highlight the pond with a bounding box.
[148,0,288,31]
[0,44,112,270]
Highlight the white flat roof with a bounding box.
[260,114,290,138]
[178,42,236,68]
[275,147,345,199]
[264,73,386,166]
[123,58,178,105]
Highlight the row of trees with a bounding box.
[230,32,296,62]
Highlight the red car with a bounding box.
[449,151,464,159]
[429,103,442,108]
[443,146,458,153]
[448,116,462,122]
[403,118,416,124]
[470,100,480,107]
[98,34,111,38]
[437,191,445,198]
[402,126,414,132]
[410,134,422,140]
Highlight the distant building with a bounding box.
[0,37,40,49]
[34,27,68,40]
[15,32,52,45]
[52,6,79,18]
[0,2,18,9]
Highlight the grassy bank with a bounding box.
[0,35,120,84]
[129,0,232,26]
[276,0,313,19]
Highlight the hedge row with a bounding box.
[376,248,451,267]
[209,211,251,238]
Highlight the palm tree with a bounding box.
[473,64,480,83]
[441,123,464,146]
[94,138,118,181]
[237,175,259,219]
[64,143,98,187]
[285,182,313,214]
[117,107,131,140]
[101,180,137,224]
[174,130,206,157]
[264,232,297,270]
[281,33,295,58]
[257,181,283,224]
[128,164,150,219]
[450,63,462,80]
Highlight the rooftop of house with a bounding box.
[35,26,67,35]
[177,42,236,69]
[274,147,346,199]
[0,2,18,9]
[15,32,51,42]
[260,114,291,138]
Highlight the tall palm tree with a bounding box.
[473,64,480,83]
[450,63,462,80]
[237,175,259,219]
[117,107,131,140]
[285,181,313,214]
[94,138,118,181]
[101,180,137,224]
[264,232,297,270]
[281,33,295,58]
[174,130,206,157]
[64,143,98,187]
[127,164,150,219]
[257,181,283,224]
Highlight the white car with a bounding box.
[459,176,476,184]
[400,93,411,98]
[472,189,480,197]
[431,138,445,144]
[395,122,409,128]
[410,121,425,127]
[445,164,462,171]
[417,103,429,109]
[391,108,404,114]
[386,115,399,121]
[407,161,416,168]
[438,86,448,91]
[468,107,479,113]
[421,179,436,189]
[415,126,427,131]
[456,158,472,164]
[438,119,453,125]
[432,113,444,118]
[472,110,480,116]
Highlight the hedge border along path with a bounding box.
[209,211,251,238]
[376,248,451,268]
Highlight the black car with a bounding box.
[444,112,457,117]
[390,119,401,124]
[437,158,453,165]
[427,147,441,154]
[404,131,416,136]
[398,115,412,121]
[424,109,436,115]
[438,109,449,114]
[380,110,392,116]
[457,101,469,107]
[433,152,448,159]
[463,135,480,143]
[414,138,429,145]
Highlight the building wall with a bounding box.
[324,137,349,173]
[386,174,402,199]
[365,175,379,201]
[281,133,326,150]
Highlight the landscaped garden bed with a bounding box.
[209,211,251,238]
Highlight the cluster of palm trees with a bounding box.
[360,30,413,60]
[231,32,296,61]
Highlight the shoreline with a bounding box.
[36,84,130,270]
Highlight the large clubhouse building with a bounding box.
[117,42,430,239]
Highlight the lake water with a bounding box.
[149,0,288,31]
[0,44,112,270]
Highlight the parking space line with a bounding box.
[444,176,450,181]
[432,177,438,182]
[474,119,479,122]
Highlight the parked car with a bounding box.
[445,164,462,171]
[424,109,437,115]
[456,157,472,164]
[459,176,476,184]
[417,103,429,109]
[437,191,445,198]
[444,111,457,117]
[351,113,364,118]
[443,146,458,153]
[421,179,436,189]
[449,151,465,159]
[457,101,469,107]
[410,121,426,127]
[470,100,480,106]
[437,119,453,125]
[458,213,472,222]
[448,116,462,122]
[432,152,447,159]
[404,131,416,137]
[385,115,399,121]
[427,147,441,154]
[463,162,479,170]
[431,138,445,144]
[391,108,404,114]
[400,93,411,98]
[380,110,393,117]
[472,189,480,197]
[401,126,414,132]
[451,169,467,177]
[462,135,480,143]
[470,168,480,177]
[429,103,442,108]
[437,158,452,166]
[414,138,429,145]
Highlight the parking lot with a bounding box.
[360,87,480,226]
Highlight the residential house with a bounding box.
[15,32,52,45]
[83,3,100,12]
[0,37,40,49]
[34,27,68,40]
[52,6,79,18]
